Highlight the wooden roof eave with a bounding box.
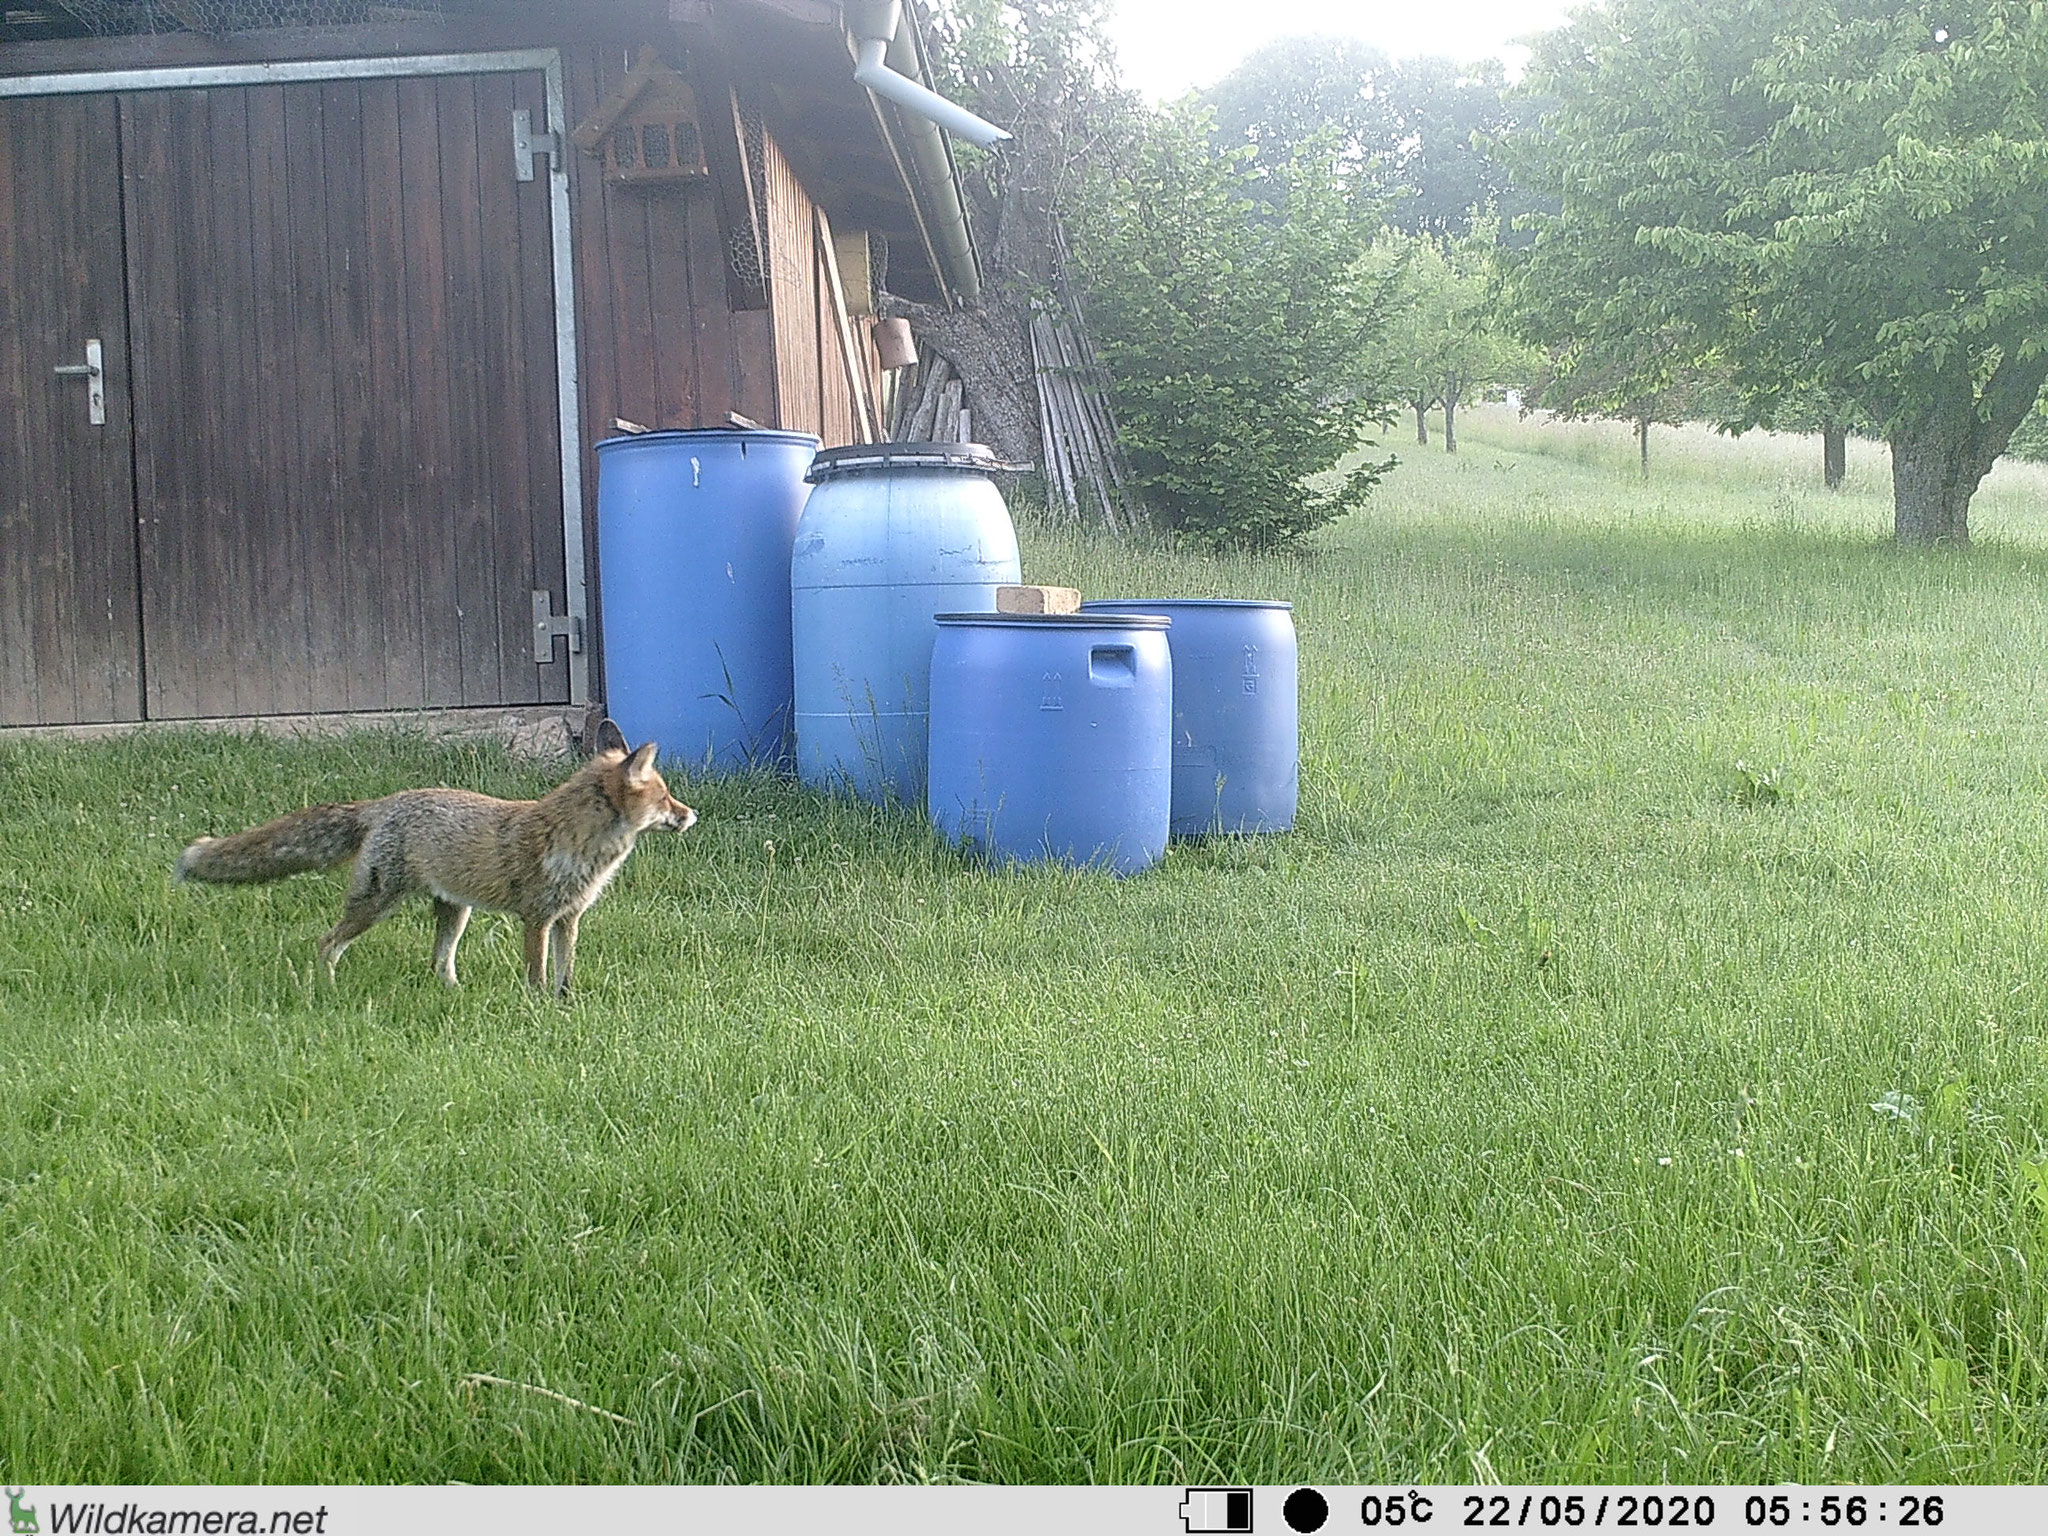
[672,0,980,308]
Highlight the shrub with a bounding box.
[1068,107,1399,549]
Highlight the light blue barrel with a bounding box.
[793,443,1021,803]
[928,612,1173,876]
[595,428,818,773]
[1082,598,1298,835]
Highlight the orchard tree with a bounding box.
[1524,323,1733,479]
[1507,0,2048,543]
[1386,218,1533,452]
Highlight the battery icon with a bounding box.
[1180,1487,1253,1533]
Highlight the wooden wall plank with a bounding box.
[762,128,820,438]
[397,76,465,709]
[683,178,738,426]
[282,82,352,713]
[474,70,542,706]
[245,84,317,711]
[0,96,142,725]
[646,183,700,427]
[317,78,393,711]
[359,77,429,708]
[433,71,506,707]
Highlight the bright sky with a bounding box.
[1102,0,1581,101]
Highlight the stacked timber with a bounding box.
[888,353,974,445]
[884,291,1141,535]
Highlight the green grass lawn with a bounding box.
[5,407,2048,1482]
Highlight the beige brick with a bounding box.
[995,584,1082,615]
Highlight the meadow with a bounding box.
[4,406,2047,1482]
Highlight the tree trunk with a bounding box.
[1443,383,1458,455]
[899,303,1039,464]
[1887,351,2048,544]
[1822,421,1846,490]
[1414,402,1428,446]
[1637,416,1649,480]
[1888,413,1978,545]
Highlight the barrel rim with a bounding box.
[806,441,1026,481]
[934,611,1172,630]
[597,427,822,451]
[1080,597,1294,612]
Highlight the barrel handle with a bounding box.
[1089,645,1136,685]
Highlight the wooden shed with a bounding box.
[0,0,978,731]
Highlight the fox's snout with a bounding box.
[664,798,697,832]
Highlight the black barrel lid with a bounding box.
[597,426,820,451]
[806,441,1031,482]
[934,611,1172,630]
[1081,596,1293,611]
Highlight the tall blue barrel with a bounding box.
[595,428,818,773]
[928,612,1173,875]
[1082,598,1297,835]
[792,443,1021,803]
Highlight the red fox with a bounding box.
[176,719,695,995]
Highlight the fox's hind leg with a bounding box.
[431,899,472,986]
[317,856,412,978]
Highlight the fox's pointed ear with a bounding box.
[626,740,658,782]
[594,717,629,756]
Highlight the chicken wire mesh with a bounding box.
[41,0,456,35]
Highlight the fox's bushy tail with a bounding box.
[177,802,369,884]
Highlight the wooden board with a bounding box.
[0,95,144,725]
[118,71,570,718]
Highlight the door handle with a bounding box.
[53,338,105,425]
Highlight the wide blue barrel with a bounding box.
[928,612,1173,875]
[793,443,1021,803]
[1082,598,1298,835]
[595,428,818,773]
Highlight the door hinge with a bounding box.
[512,108,559,181]
[532,590,583,663]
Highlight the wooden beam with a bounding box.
[815,204,877,442]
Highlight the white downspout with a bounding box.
[848,0,1011,149]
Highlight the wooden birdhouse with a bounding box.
[572,46,708,188]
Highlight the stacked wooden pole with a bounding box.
[1029,300,1133,534]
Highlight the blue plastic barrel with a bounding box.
[1081,598,1298,835]
[928,612,1173,875]
[792,443,1021,802]
[595,428,818,773]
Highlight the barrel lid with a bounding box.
[597,427,821,452]
[1081,597,1293,611]
[935,611,1171,630]
[807,441,1029,482]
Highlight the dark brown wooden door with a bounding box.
[0,94,144,725]
[118,71,570,718]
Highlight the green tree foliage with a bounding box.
[1202,38,1541,237]
[1068,107,1400,547]
[1505,0,2048,543]
[1384,219,1536,452]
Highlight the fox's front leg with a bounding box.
[522,919,553,990]
[547,909,582,998]
[431,899,471,986]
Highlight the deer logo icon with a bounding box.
[7,1489,38,1536]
